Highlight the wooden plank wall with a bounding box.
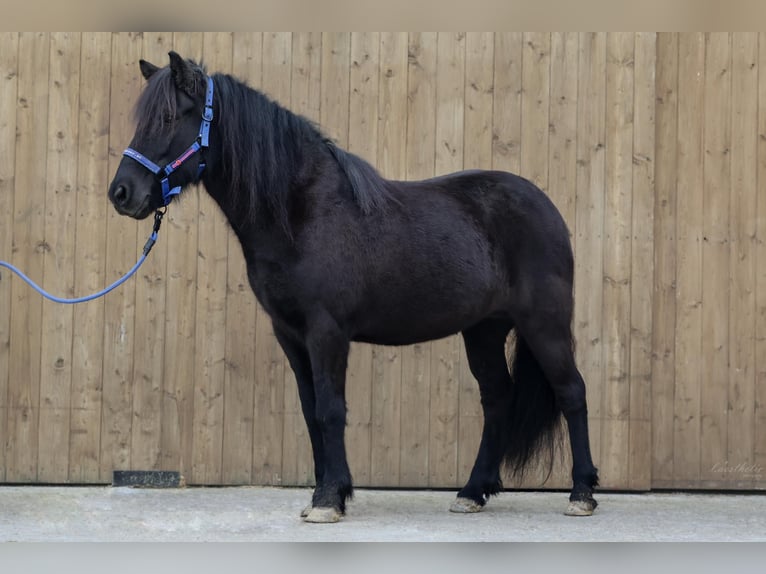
[0,33,763,491]
[652,32,766,489]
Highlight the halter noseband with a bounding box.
[123,76,214,206]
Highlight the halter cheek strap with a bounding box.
[123,76,215,206]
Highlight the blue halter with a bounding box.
[123,76,214,206]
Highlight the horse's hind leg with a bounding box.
[515,304,599,516]
[452,319,514,512]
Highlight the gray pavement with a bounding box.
[0,485,764,542]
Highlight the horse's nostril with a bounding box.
[113,184,128,205]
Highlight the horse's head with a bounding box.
[108,51,212,219]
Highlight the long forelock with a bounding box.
[133,67,178,140]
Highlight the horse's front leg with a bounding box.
[300,311,353,523]
[273,327,328,519]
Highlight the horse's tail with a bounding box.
[501,333,563,482]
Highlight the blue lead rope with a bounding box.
[0,209,165,305]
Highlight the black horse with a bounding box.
[108,51,599,523]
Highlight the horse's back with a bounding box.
[333,168,574,344]
[389,169,573,273]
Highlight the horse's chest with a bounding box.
[248,267,304,327]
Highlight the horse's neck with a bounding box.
[200,174,294,260]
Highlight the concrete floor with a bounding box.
[0,485,764,542]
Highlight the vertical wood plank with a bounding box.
[161,32,203,480]
[600,32,634,488]
[400,32,437,487]
[128,32,172,473]
[492,33,522,173]
[320,33,350,145]
[520,32,551,191]
[756,32,766,482]
[100,32,143,481]
[542,31,580,489]
[189,32,233,484]
[672,32,706,486]
[727,32,758,487]
[7,32,50,482]
[0,32,19,484]
[548,32,579,231]
[458,31,494,486]
[573,32,606,486]
[429,32,465,488]
[278,32,319,486]
[517,32,555,488]
[628,32,655,490]
[220,32,262,485]
[370,32,407,487]
[346,32,379,486]
[253,32,290,485]
[700,32,731,484]
[38,32,80,482]
[69,32,111,483]
[651,32,678,486]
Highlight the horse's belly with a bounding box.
[351,295,499,346]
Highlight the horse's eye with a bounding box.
[162,112,175,124]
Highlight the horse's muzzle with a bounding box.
[108,180,154,220]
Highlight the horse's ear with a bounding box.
[139,59,160,80]
[168,50,202,95]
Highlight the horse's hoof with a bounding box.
[303,507,342,523]
[300,504,312,518]
[565,499,596,516]
[449,497,484,513]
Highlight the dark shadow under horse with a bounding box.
[108,51,599,523]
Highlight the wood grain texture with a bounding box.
[573,32,607,487]
[600,32,634,488]
[38,32,80,482]
[128,32,172,474]
[755,32,766,484]
[726,33,758,488]
[543,31,580,489]
[628,32,655,490]
[651,32,678,486]
[2,33,765,491]
[492,33,522,173]
[189,32,233,484]
[100,32,142,481]
[160,32,203,480]
[0,32,19,484]
[700,32,731,484]
[670,33,706,487]
[7,32,50,481]
[69,32,111,483]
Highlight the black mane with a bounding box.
[134,66,394,231]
